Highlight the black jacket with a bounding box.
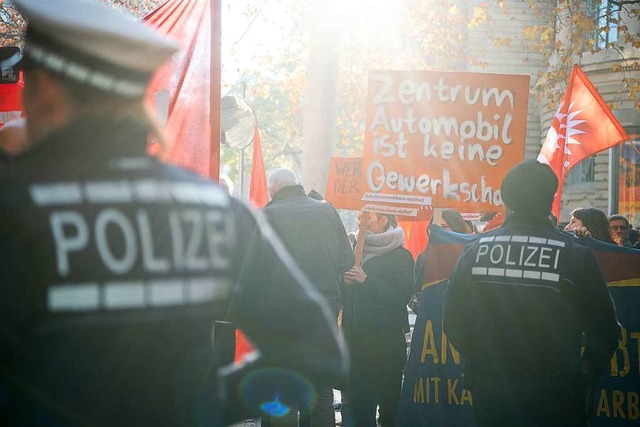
[444,213,620,388]
[261,185,354,313]
[341,245,414,336]
[0,118,347,426]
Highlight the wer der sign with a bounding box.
[363,70,530,214]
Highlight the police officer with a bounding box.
[0,1,347,426]
[443,161,619,427]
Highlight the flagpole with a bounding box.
[551,65,578,218]
[608,143,620,215]
[239,81,247,199]
[209,0,221,179]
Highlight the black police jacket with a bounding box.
[0,117,347,426]
[262,185,355,314]
[444,213,619,388]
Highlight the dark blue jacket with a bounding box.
[444,213,619,389]
[0,118,347,426]
[262,185,354,314]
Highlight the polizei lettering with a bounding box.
[471,236,565,282]
[50,207,232,277]
[28,180,232,278]
[475,243,560,269]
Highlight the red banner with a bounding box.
[0,78,24,128]
[144,0,221,179]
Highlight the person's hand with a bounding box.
[573,226,592,238]
[409,294,420,314]
[343,266,367,284]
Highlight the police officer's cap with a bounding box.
[501,161,558,215]
[4,0,178,98]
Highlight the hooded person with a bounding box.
[444,161,619,427]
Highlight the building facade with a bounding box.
[464,0,640,225]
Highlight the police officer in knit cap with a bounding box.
[444,161,619,427]
[500,160,559,216]
[0,1,346,426]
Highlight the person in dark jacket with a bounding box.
[444,161,620,427]
[609,214,634,247]
[261,168,354,427]
[341,212,414,427]
[0,1,347,426]
[262,168,355,317]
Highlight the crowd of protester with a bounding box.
[244,168,636,427]
[0,1,638,427]
[564,208,640,248]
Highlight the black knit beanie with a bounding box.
[500,161,558,215]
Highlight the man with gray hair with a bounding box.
[262,168,354,427]
[267,168,300,198]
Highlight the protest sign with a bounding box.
[363,70,529,214]
[324,157,365,211]
[325,156,433,222]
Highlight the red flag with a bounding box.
[0,76,24,127]
[398,220,430,260]
[537,64,629,216]
[234,329,256,366]
[249,126,269,208]
[144,0,221,179]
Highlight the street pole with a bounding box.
[608,145,620,215]
[238,81,247,200]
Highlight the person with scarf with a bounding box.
[341,212,414,427]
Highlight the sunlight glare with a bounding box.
[331,0,403,52]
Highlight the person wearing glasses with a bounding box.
[608,214,634,247]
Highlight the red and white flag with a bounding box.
[537,64,629,216]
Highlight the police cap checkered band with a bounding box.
[9,0,178,97]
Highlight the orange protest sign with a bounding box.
[363,70,529,212]
[325,156,433,220]
[324,157,365,211]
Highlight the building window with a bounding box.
[588,0,620,50]
[566,156,596,184]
